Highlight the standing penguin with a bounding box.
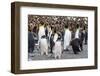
[64,25,72,51]
[71,24,81,54]
[28,24,35,53]
[53,33,62,59]
[50,34,54,54]
[40,35,48,55]
[38,21,45,43]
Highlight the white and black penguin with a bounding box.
[40,35,48,55]
[53,33,62,59]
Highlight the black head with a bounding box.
[65,25,68,29]
[41,35,46,38]
[76,24,80,29]
[57,34,61,41]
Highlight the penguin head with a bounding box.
[41,35,46,38]
[57,33,61,41]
